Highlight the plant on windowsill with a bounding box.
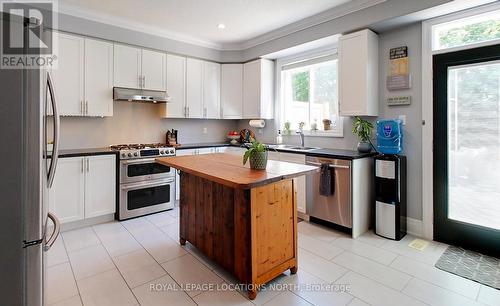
[352,116,375,153]
[243,141,269,170]
[284,121,292,135]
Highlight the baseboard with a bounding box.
[407,217,424,237]
[60,214,115,232]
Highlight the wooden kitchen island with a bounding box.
[156,153,318,299]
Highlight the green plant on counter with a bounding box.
[284,121,292,135]
[243,141,270,170]
[352,116,373,142]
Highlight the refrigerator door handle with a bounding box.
[47,72,60,188]
[44,212,60,251]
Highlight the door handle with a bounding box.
[47,72,60,188]
[306,161,350,169]
[44,212,60,251]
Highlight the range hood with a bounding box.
[113,87,170,103]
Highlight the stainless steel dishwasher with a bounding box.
[306,156,352,228]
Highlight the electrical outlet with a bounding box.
[398,115,407,125]
[203,127,208,134]
[258,129,263,134]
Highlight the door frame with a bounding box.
[421,2,500,240]
[433,44,500,256]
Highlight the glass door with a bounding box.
[433,44,500,256]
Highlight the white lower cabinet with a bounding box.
[270,152,307,214]
[49,155,116,223]
[84,155,116,218]
[49,157,85,223]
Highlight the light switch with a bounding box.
[203,127,208,134]
[398,115,406,125]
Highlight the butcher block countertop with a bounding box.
[156,153,318,189]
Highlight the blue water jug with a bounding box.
[377,119,403,154]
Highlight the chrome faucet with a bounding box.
[296,128,305,148]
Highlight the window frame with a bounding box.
[276,46,343,138]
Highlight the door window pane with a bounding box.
[447,61,500,230]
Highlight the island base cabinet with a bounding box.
[179,172,298,299]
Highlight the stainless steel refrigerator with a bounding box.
[0,13,61,305]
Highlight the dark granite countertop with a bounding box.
[176,142,232,150]
[56,147,118,158]
[176,142,376,159]
[306,148,377,160]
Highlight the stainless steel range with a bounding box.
[111,143,176,220]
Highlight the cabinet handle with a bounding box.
[81,158,84,173]
[143,75,146,88]
[187,106,190,118]
[85,100,88,115]
[139,75,142,88]
[204,107,207,118]
[80,100,84,115]
[86,158,89,172]
[221,108,223,118]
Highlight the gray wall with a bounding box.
[59,102,237,149]
[378,23,423,220]
[240,23,424,221]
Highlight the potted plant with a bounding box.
[352,116,374,153]
[243,141,269,170]
[284,121,292,135]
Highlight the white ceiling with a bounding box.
[59,0,370,50]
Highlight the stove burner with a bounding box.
[110,143,170,150]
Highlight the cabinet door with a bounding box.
[221,64,243,119]
[85,38,113,117]
[280,153,307,213]
[85,155,116,218]
[141,49,166,91]
[48,157,85,223]
[339,29,378,116]
[203,61,220,119]
[164,54,186,118]
[51,33,84,116]
[243,60,261,119]
[114,44,141,88]
[186,58,204,118]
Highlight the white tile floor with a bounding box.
[46,207,500,306]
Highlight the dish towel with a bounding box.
[319,163,335,196]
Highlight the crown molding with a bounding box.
[57,3,224,50]
[221,0,386,50]
[58,0,385,52]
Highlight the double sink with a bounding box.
[268,144,320,152]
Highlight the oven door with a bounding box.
[119,178,175,220]
[121,158,175,183]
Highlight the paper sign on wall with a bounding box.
[387,46,411,91]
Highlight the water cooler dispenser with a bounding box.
[374,119,406,240]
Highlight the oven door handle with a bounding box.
[121,158,159,165]
[121,178,175,190]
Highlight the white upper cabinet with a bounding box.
[84,38,113,117]
[51,32,84,116]
[338,29,378,116]
[113,44,166,91]
[186,58,204,118]
[113,44,141,89]
[163,54,186,118]
[203,61,221,119]
[221,64,243,119]
[141,49,166,91]
[243,59,274,119]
